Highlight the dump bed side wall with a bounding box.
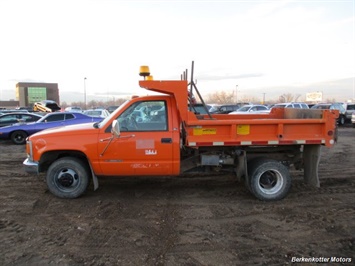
[184,108,338,148]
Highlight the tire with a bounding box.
[10,130,28,145]
[338,115,345,126]
[46,157,90,199]
[247,158,291,201]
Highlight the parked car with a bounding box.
[311,103,346,125]
[206,104,221,113]
[0,113,43,127]
[210,104,241,114]
[345,103,355,122]
[229,104,269,114]
[107,105,120,113]
[33,100,61,112]
[307,103,316,109]
[0,112,102,144]
[83,109,110,118]
[272,102,309,109]
[65,106,83,113]
[188,104,212,115]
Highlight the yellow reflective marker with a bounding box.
[237,125,250,135]
[193,128,217,135]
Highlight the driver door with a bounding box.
[98,100,175,176]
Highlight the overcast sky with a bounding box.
[0,0,354,103]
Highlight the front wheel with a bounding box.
[247,158,291,201]
[11,130,28,145]
[46,157,90,198]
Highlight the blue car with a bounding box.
[0,112,103,144]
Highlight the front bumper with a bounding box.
[23,158,39,175]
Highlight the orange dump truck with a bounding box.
[23,64,339,201]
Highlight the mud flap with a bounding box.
[235,150,247,182]
[87,161,99,191]
[92,173,99,191]
[303,145,321,188]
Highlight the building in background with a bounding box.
[15,82,59,108]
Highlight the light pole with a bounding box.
[235,85,238,104]
[262,93,266,104]
[84,77,87,110]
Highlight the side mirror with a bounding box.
[111,120,120,137]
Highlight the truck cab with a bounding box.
[96,96,181,176]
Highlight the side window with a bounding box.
[294,104,301,108]
[21,115,32,121]
[0,115,16,122]
[117,100,167,132]
[65,114,75,120]
[45,114,65,122]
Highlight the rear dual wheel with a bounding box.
[247,158,291,201]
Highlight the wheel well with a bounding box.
[10,130,27,136]
[39,150,89,172]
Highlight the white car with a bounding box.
[229,104,269,114]
[65,106,83,113]
[272,102,309,109]
[83,109,110,118]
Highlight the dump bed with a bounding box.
[184,108,338,148]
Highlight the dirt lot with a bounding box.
[0,126,354,265]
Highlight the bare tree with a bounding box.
[294,94,301,101]
[239,96,261,104]
[278,93,302,103]
[205,91,235,104]
[205,91,268,104]
[324,98,336,103]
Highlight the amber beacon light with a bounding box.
[139,66,151,80]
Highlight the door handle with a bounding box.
[161,138,172,143]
